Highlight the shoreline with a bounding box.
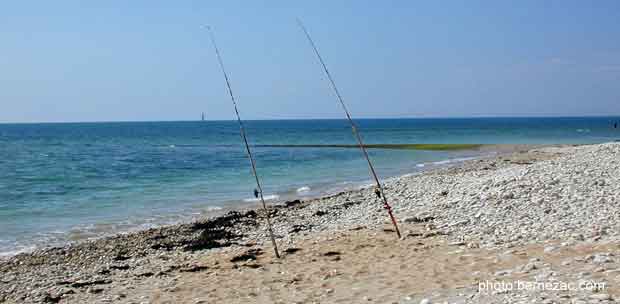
[2,142,619,303]
[0,143,506,258]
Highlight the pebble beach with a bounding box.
[2,142,620,303]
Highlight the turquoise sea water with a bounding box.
[1,117,619,255]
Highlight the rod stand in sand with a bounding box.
[206,26,281,258]
[297,19,402,238]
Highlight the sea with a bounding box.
[1,117,619,255]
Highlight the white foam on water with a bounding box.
[205,206,223,211]
[0,246,37,257]
[357,182,375,190]
[296,186,311,193]
[431,156,478,166]
[416,163,426,167]
[243,194,279,202]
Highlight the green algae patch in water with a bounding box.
[257,144,484,151]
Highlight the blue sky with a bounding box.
[1,1,619,123]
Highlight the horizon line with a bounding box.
[1,114,620,125]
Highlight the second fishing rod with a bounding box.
[297,19,402,238]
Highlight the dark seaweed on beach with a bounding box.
[284,199,303,208]
[284,248,302,254]
[404,216,436,223]
[191,210,258,231]
[230,248,263,262]
[289,224,313,234]
[183,210,259,252]
[313,210,328,216]
[336,200,362,209]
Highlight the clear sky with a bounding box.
[1,1,619,123]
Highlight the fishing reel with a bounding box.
[374,187,382,198]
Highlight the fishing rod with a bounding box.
[206,26,281,258]
[297,19,402,238]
